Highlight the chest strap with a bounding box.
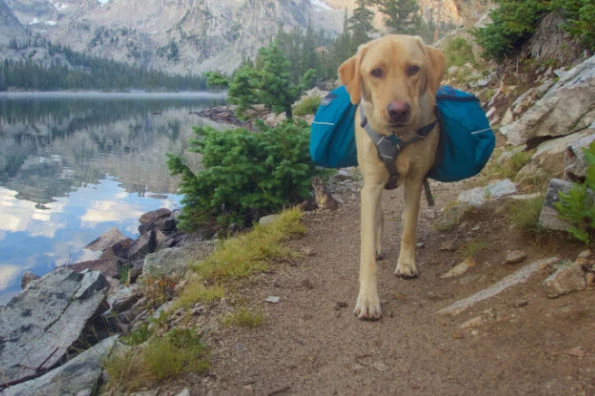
[360,106,437,206]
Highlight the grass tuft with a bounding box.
[103,328,209,393]
[194,207,305,281]
[172,281,225,311]
[506,195,546,235]
[223,306,265,329]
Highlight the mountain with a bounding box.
[0,0,27,47]
[1,0,481,75]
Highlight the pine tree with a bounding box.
[377,0,423,35]
[348,0,376,51]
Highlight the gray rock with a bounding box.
[543,261,586,298]
[85,227,129,251]
[259,214,280,226]
[1,336,118,396]
[143,241,216,280]
[500,55,595,146]
[0,268,108,387]
[457,179,517,207]
[565,130,595,182]
[531,129,595,176]
[538,178,574,232]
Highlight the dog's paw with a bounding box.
[353,293,383,320]
[395,263,418,279]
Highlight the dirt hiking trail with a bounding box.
[191,180,594,396]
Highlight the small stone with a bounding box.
[440,240,457,251]
[565,346,585,358]
[505,250,528,264]
[416,242,425,248]
[512,298,529,308]
[472,225,481,231]
[352,364,365,371]
[460,315,485,330]
[441,257,476,278]
[335,301,348,310]
[265,296,281,303]
[372,361,390,372]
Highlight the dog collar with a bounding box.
[359,105,438,204]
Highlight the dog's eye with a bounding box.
[406,65,420,76]
[371,68,384,78]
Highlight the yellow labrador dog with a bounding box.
[339,35,445,320]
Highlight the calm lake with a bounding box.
[0,92,227,304]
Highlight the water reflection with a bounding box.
[0,93,227,303]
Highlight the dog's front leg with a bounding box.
[355,182,384,320]
[395,178,424,278]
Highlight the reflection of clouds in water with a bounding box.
[0,187,65,238]
[0,265,22,289]
[81,200,145,227]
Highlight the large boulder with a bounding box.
[500,55,595,146]
[142,241,217,280]
[0,268,109,388]
[1,336,118,396]
[529,128,595,177]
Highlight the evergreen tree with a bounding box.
[377,0,422,35]
[348,0,376,51]
[227,63,259,119]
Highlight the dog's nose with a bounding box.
[386,100,411,123]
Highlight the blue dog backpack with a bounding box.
[309,86,358,168]
[309,85,495,182]
[428,86,495,182]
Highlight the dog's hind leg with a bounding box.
[354,182,384,320]
[395,177,423,278]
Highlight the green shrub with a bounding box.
[293,95,322,116]
[444,37,476,68]
[553,0,595,50]
[472,0,550,61]
[555,141,595,245]
[168,120,320,232]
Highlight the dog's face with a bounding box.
[339,35,445,138]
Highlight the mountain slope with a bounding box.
[1,0,471,74]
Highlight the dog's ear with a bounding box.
[338,46,367,105]
[424,45,446,95]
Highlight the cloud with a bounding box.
[80,200,144,227]
[0,265,22,290]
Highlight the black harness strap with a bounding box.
[360,106,437,206]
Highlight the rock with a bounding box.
[127,230,157,261]
[176,388,191,396]
[20,270,40,290]
[460,315,485,330]
[440,240,457,251]
[99,237,135,260]
[142,241,216,280]
[1,336,118,396]
[108,286,141,313]
[68,257,120,278]
[500,55,595,146]
[516,162,550,186]
[139,208,171,227]
[372,361,390,372]
[505,250,528,265]
[0,267,109,387]
[441,257,476,278]
[457,179,517,207]
[139,208,177,235]
[439,257,560,316]
[531,129,595,177]
[85,227,129,251]
[564,130,595,182]
[538,178,574,232]
[259,214,280,226]
[435,203,474,232]
[265,296,281,303]
[155,230,175,251]
[543,261,586,298]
